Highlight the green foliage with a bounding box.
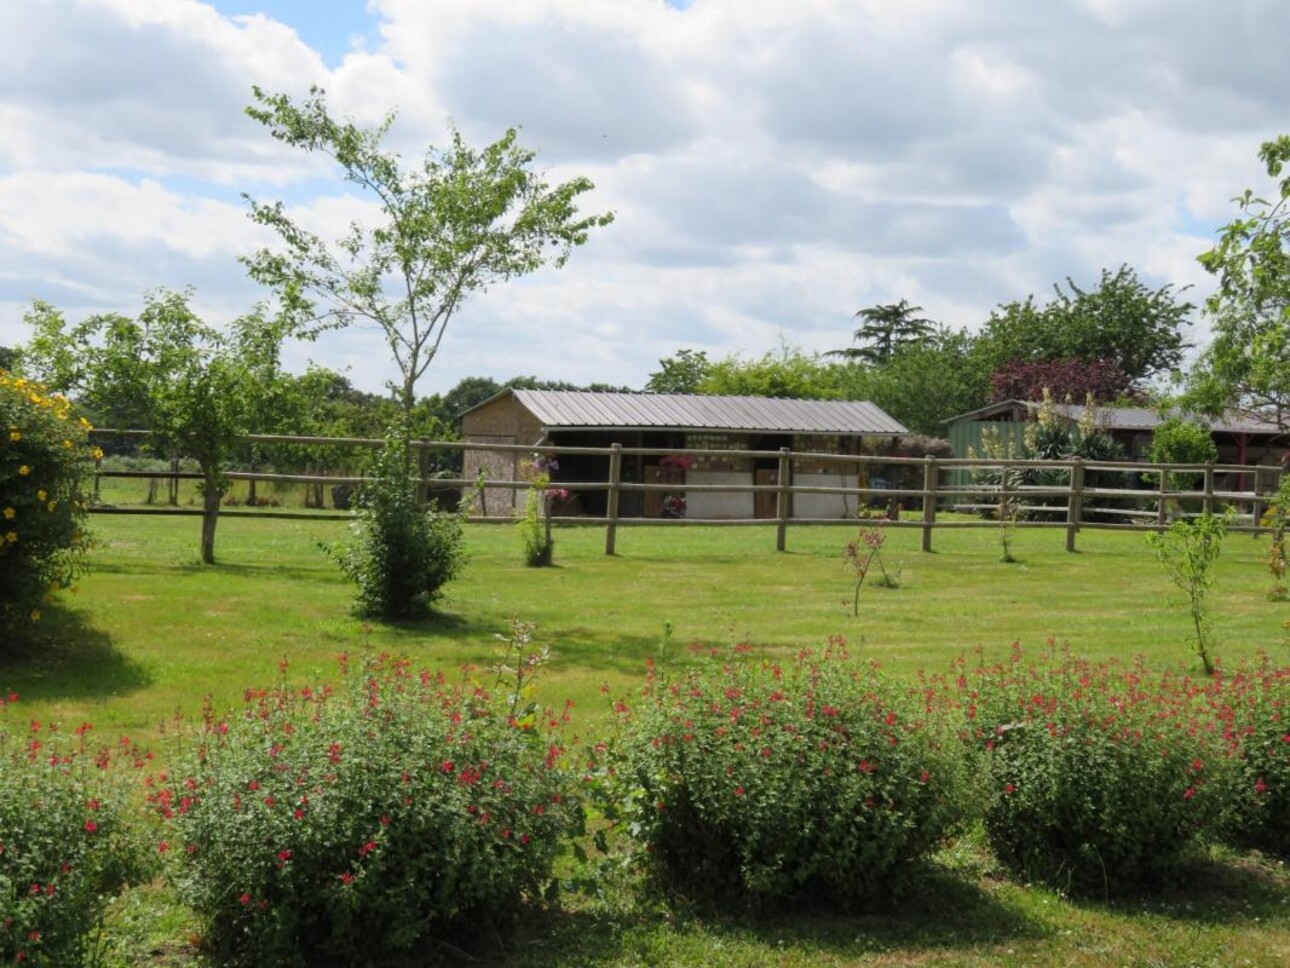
[0,699,152,965]
[832,299,937,364]
[1147,511,1231,675]
[964,648,1223,895]
[608,644,967,907]
[644,349,712,394]
[1192,135,1290,429]
[975,264,1193,383]
[244,85,614,416]
[1209,656,1290,855]
[157,648,581,967]
[1148,416,1219,466]
[22,291,286,564]
[324,424,468,618]
[835,329,989,436]
[697,346,845,399]
[0,369,94,638]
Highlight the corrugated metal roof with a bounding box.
[946,399,1283,435]
[493,389,907,435]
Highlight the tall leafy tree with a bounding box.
[243,86,614,419]
[976,265,1193,384]
[833,299,936,364]
[1189,135,1290,429]
[23,290,285,564]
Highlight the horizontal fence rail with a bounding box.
[86,430,1287,554]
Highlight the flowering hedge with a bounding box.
[0,369,96,638]
[1207,656,1290,855]
[609,643,969,906]
[0,697,152,965]
[155,654,581,967]
[960,646,1225,894]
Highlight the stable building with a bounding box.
[460,389,907,519]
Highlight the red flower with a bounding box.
[339,872,355,884]
[239,893,251,905]
[1255,778,1268,794]
[1004,783,1016,794]
[735,786,745,796]
[84,821,98,833]
[1183,787,1196,800]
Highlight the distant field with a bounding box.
[5,511,1287,744]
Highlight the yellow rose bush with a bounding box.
[0,369,94,640]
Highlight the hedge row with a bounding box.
[2,645,1286,964]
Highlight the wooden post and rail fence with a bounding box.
[86,430,1287,555]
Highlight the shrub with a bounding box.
[324,423,467,618]
[157,645,581,967]
[517,455,563,567]
[963,646,1223,895]
[1207,656,1290,855]
[0,696,152,965]
[0,369,95,641]
[609,642,967,907]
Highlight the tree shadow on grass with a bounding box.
[448,863,1049,968]
[365,611,671,680]
[0,605,151,701]
[1068,850,1290,927]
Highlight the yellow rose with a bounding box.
[5,531,17,543]
[18,465,29,476]
[30,609,40,622]
[36,490,46,502]
[7,430,18,441]
[2,507,12,520]
[47,500,57,512]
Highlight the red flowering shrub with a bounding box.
[961,646,1224,895]
[609,642,968,906]
[156,651,581,966]
[0,697,151,965]
[1205,656,1290,855]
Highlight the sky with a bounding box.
[0,0,1285,400]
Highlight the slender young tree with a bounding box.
[243,86,614,419]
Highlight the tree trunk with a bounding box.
[200,465,222,564]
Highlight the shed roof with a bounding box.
[466,389,907,435]
[947,399,1283,435]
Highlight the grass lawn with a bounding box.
[4,512,1290,966]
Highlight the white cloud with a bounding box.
[0,0,1283,397]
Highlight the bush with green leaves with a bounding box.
[156,643,581,967]
[0,370,95,640]
[1207,655,1290,856]
[325,424,467,618]
[0,697,152,965]
[607,642,968,907]
[962,647,1224,895]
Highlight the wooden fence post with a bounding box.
[921,457,937,553]
[775,447,791,552]
[1203,462,1215,516]
[1156,465,1170,529]
[605,443,622,556]
[1251,466,1266,530]
[1065,460,1084,553]
[168,457,180,506]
